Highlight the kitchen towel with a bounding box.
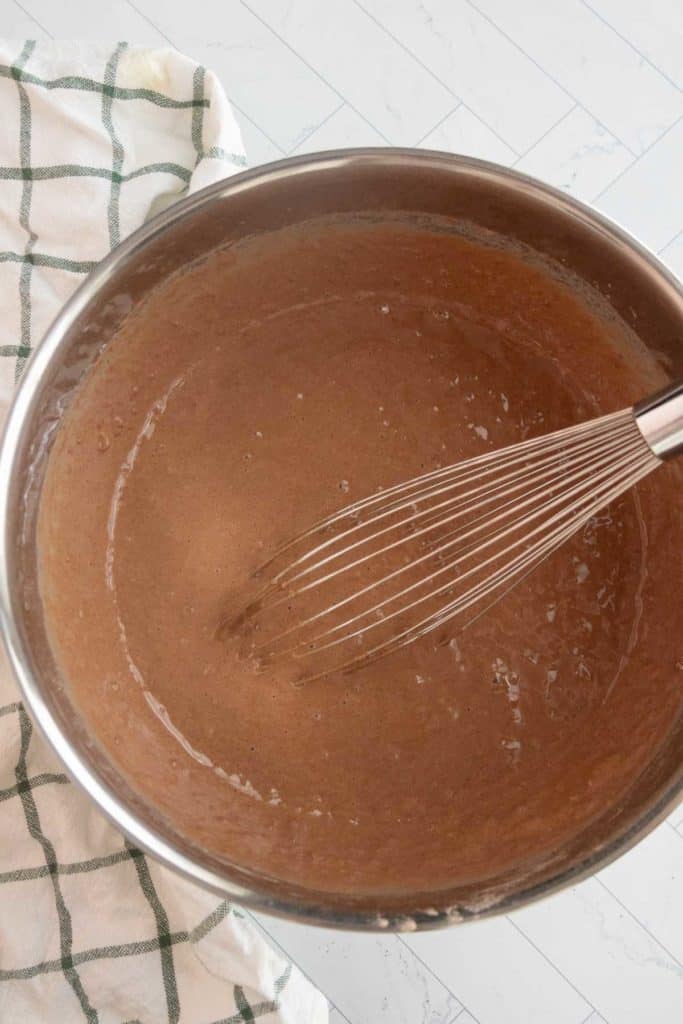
[0,39,326,1024]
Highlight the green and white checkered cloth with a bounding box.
[0,39,326,1024]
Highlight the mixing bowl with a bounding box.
[0,150,681,929]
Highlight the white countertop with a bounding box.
[3,2,681,1021]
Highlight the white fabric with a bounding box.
[0,39,326,1024]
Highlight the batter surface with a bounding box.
[38,217,683,897]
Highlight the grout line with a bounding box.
[13,0,53,38]
[238,0,393,145]
[456,99,522,158]
[244,911,353,1024]
[658,227,683,255]
[463,0,637,158]
[350,0,458,97]
[506,916,599,1017]
[349,0,476,137]
[229,97,288,157]
[251,912,478,1024]
[595,876,682,967]
[511,102,579,165]
[393,933,479,1023]
[328,1002,353,1024]
[448,1003,479,1024]
[126,0,173,44]
[591,112,683,202]
[351,0,523,157]
[452,1003,480,1024]
[513,94,631,167]
[288,100,347,155]
[579,1011,601,1024]
[580,0,683,96]
[126,0,287,158]
[413,101,463,147]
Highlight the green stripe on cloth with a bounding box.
[216,965,292,1024]
[190,66,246,168]
[0,162,193,183]
[0,252,99,273]
[0,64,210,108]
[0,345,31,358]
[191,65,206,163]
[234,984,259,1022]
[204,145,246,164]
[14,706,98,1021]
[0,897,237,979]
[0,932,191,981]
[274,965,293,995]
[190,899,232,942]
[14,40,37,382]
[128,840,181,1023]
[0,701,22,718]
[0,847,135,884]
[0,771,69,803]
[102,43,127,250]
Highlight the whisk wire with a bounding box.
[261,443,654,662]
[270,413,638,591]
[223,405,664,681]
[356,455,656,668]
[256,418,645,621]
[259,409,633,586]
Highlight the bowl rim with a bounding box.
[1,147,681,931]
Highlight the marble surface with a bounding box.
[1,1,682,1021]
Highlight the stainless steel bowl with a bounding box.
[1,150,681,930]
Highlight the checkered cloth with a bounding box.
[0,40,327,1024]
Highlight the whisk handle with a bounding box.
[634,379,683,459]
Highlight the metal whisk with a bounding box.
[223,381,683,681]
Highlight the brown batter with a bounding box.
[38,216,683,898]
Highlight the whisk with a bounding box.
[222,381,683,682]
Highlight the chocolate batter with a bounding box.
[38,216,683,897]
